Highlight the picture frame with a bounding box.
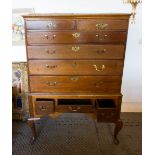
[12,8,35,46]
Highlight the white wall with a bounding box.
[12,0,142,108]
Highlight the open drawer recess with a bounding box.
[55,99,95,113]
[96,99,120,122]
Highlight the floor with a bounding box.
[12,113,142,155]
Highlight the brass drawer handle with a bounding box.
[69,106,80,112]
[96,23,108,30]
[44,34,49,39]
[72,46,80,52]
[52,34,56,39]
[44,34,56,40]
[97,49,107,54]
[72,32,80,38]
[47,23,56,29]
[93,65,105,71]
[46,82,57,86]
[104,34,108,38]
[39,105,49,111]
[70,76,79,81]
[46,49,56,55]
[96,34,108,40]
[45,64,57,69]
[96,34,99,38]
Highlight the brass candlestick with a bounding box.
[123,0,142,23]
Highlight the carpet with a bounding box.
[12,113,142,155]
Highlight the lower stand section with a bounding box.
[113,119,123,145]
[28,95,123,144]
[27,118,40,144]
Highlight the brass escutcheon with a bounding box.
[72,46,80,52]
[93,65,105,71]
[96,23,108,30]
[72,32,80,38]
[46,49,56,54]
[47,23,56,29]
[70,76,79,81]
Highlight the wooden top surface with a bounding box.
[23,13,131,19]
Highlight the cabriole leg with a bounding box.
[113,119,123,144]
[27,118,40,143]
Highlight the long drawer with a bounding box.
[27,31,127,44]
[29,76,121,93]
[27,44,124,59]
[28,60,123,75]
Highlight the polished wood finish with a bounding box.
[27,45,124,59]
[29,76,121,93]
[28,60,123,75]
[77,20,128,30]
[26,20,76,30]
[56,105,94,113]
[23,13,130,144]
[27,31,127,44]
[34,99,54,116]
[55,99,95,113]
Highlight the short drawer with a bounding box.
[27,44,125,60]
[26,20,76,30]
[28,60,123,76]
[77,19,128,31]
[34,99,54,116]
[96,99,120,122]
[55,99,95,113]
[27,31,127,44]
[29,76,121,93]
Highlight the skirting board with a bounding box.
[121,102,142,112]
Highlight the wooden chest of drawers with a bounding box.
[23,14,130,144]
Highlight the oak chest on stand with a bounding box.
[23,14,130,144]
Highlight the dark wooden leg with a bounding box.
[27,118,40,143]
[113,119,123,145]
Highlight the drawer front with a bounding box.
[27,45,124,59]
[28,60,123,75]
[27,31,127,44]
[34,100,54,116]
[26,20,76,30]
[29,76,121,93]
[77,20,128,30]
[55,105,94,113]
